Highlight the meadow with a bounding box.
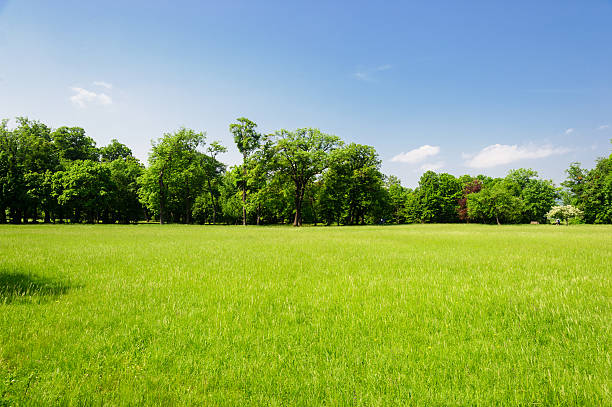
[0,224,610,405]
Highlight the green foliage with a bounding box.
[320,143,386,225]
[545,205,584,224]
[273,128,340,226]
[139,128,206,224]
[404,171,462,223]
[55,160,113,223]
[2,116,612,226]
[51,126,99,162]
[467,182,524,224]
[581,155,612,223]
[100,139,133,162]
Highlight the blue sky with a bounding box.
[0,0,611,186]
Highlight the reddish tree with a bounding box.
[457,179,483,222]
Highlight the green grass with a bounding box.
[0,224,610,405]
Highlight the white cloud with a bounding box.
[352,64,392,81]
[419,161,444,171]
[70,87,112,108]
[93,81,113,89]
[464,143,571,168]
[353,71,370,81]
[598,124,610,130]
[565,128,574,135]
[391,145,440,163]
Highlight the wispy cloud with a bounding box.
[391,145,440,163]
[70,87,112,108]
[565,128,574,135]
[419,161,444,172]
[353,72,370,81]
[93,81,113,89]
[353,64,393,81]
[598,124,610,130]
[464,143,571,168]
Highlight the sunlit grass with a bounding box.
[1,224,610,405]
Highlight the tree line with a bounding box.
[1,117,611,225]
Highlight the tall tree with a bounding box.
[139,128,205,224]
[581,153,612,223]
[274,128,340,226]
[229,118,260,225]
[467,182,524,225]
[203,141,227,224]
[100,139,133,162]
[51,126,99,162]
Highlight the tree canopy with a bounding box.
[1,116,611,226]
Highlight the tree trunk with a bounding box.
[256,204,260,226]
[242,153,247,226]
[496,215,500,225]
[207,178,216,224]
[293,184,304,227]
[309,195,317,226]
[159,170,165,225]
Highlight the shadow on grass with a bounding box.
[0,269,72,305]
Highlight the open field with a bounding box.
[0,224,610,405]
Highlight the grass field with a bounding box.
[0,224,610,405]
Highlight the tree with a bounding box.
[139,128,206,224]
[581,154,612,223]
[561,163,588,206]
[55,160,113,223]
[467,182,524,225]
[202,141,227,224]
[503,168,558,222]
[229,118,261,225]
[274,128,340,226]
[545,205,583,225]
[51,127,99,162]
[100,139,133,162]
[457,178,482,222]
[385,176,407,224]
[104,157,144,223]
[321,143,385,225]
[521,178,558,222]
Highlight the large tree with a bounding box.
[51,126,99,162]
[322,143,385,225]
[274,128,340,226]
[139,128,206,224]
[467,182,524,225]
[229,118,261,225]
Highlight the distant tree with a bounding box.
[467,182,524,225]
[139,128,205,224]
[55,160,113,223]
[202,141,227,224]
[406,171,461,223]
[546,205,583,225]
[104,157,144,223]
[561,162,588,205]
[274,128,340,226]
[229,118,261,225]
[100,139,133,162]
[51,127,99,162]
[322,143,384,225]
[521,178,558,222]
[385,175,407,224]
[581,153,612,223]
[0,118,60,223]
[457,178,482,222]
